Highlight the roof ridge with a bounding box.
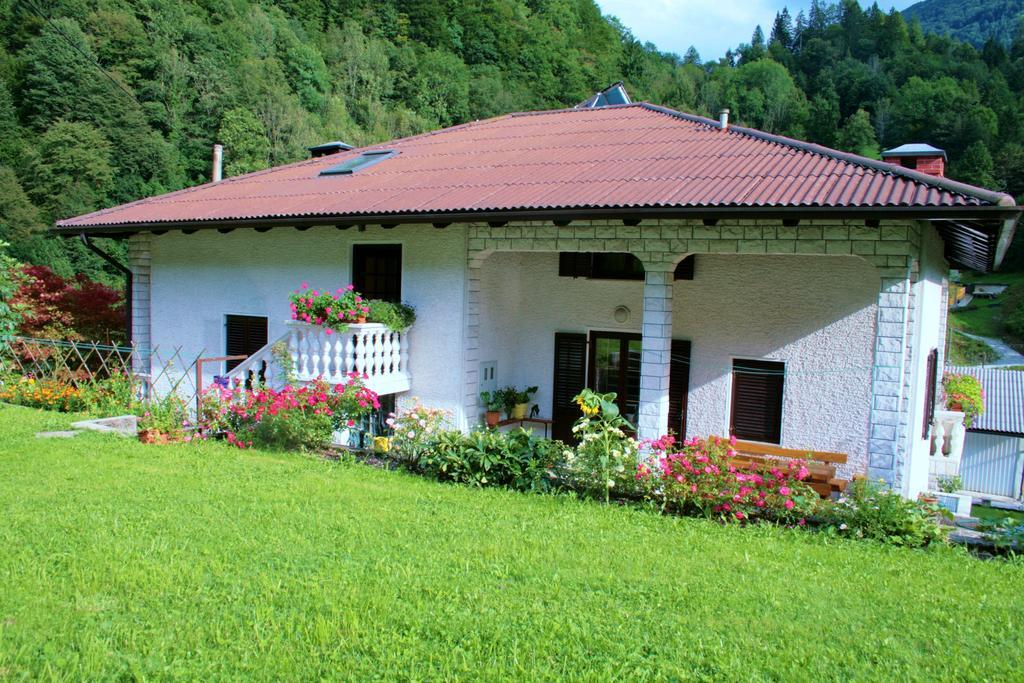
[639,102,1015,207]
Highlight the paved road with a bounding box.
[960,332,1024,367]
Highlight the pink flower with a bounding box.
[784,499,795,510]
[778,486,791,496]
[300,281,309,289]
[325,328,334,335]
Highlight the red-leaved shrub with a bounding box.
[11,265,124,342]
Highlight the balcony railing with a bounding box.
[225,322,410,396]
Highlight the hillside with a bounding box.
[0,0,1022,285]
[902,0,1024,46]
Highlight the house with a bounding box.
[56,87,1021,499]
[947,366,1024,500]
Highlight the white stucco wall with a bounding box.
[478,252,880,476]
[147,225,468,421]
[903,225,949,497]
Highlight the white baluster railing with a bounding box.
[928,409,966,490]
[225,322,411,396]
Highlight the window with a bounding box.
[558,253,694,281]
[730,359,785,444]
[225,315,268,372]
[558,252,643,280]
[319,150,395,176]
[353,244,402,302]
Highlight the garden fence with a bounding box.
[1,336,206,407]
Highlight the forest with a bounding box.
[0,0,1023,338]
[902,0,1024,47]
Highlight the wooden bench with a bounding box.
[731,441,849,498]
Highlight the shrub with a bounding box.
[80,370,140,416]
[417,428,564,491]
[642,434,817,523]
[566,388,642,502]
[366,299,416,331]
[385,400,452,464]
[10,264,124,342]
[819,479,947,547]
[138,393,190,439]
[942,372,984,427]
[199,376,380,451]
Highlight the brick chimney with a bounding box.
[882,143,946,178]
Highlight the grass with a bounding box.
[950,270,1024,353]
[947,330,1000,365]
[2,406,1024,680]
[972,505,1024,525]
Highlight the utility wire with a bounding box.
[20,0,141,106]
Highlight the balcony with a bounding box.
[226,322,410,396]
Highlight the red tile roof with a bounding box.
[57,103,1016,230]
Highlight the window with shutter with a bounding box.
[730,359,785,444]
[353,244,402,302]
[668,340,692,438]
[557,252,644,280]
[552,332,588,443]
[225,315,268,372]
[923,348,938,438]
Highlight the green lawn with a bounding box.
[2,406,1024,680]
[950,270,1024,352]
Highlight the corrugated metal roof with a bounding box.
[947,366,1024,436]
[56,103,1016,230]
[882,143,946,158]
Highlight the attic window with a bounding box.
[320,150,395,176]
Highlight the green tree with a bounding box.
[0,168,43,244]
[0,240,26,343]
[218,108,270,177]
[23,121,113,223]
[954,141,997,188]
[837,109,879,158]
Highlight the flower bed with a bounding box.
[198,375,380,451]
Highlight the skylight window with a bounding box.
[320,150,395,176]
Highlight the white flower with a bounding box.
[407,430,416,438]
[607,479,615,488]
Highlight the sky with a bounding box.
[596,1,919,61]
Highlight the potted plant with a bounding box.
[941,373,984,427]
[480,390,503,427]
[137,394,189,444]
[499,385,537,420]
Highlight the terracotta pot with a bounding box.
[918,493,939,505]
[948,401,964,412]
[485,410,502,427]
[511,402,529,420]
[356,316,367,324]
[138,429,169,445]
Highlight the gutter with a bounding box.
[79,233,132,343]
[53,204,1022,235]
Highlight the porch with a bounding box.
[465,219,929,483]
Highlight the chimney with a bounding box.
[212,144,223,182]
[308,141,354,158]
[719,109,730,132]
[881,143,946,178]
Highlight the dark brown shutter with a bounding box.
[552,332,587,443]
[730,359,785,444]
[668,339,691,438]
[923,348,938,438]
[558,252,592,278]
[225,315,268,371]
[353,244,402,301]
[674,255,695,280]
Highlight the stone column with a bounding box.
[128,233,152,381]
[867,273,912,485]
[637,264,674,442]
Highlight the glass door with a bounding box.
[588,332,642,426]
